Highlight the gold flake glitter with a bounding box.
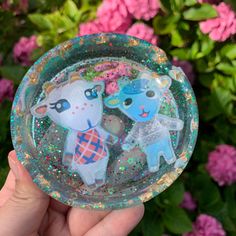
[170,70,184,82]
[79,38,84,45]
[184,92,192,102]
[60,41,73,57]
[28,72,38,85]
[24,153,31,159]
[37,174,51,187]
[128,38,140,46]
[15,104,23,116]
[191,118,198,132]
[138,191,153,202]
[179,151,188,161]
[94,34,109,44]
[16,126,22,144]
[151,47,168,64]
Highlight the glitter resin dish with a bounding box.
[11,34,198,209]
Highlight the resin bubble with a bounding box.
[11,34,198,209]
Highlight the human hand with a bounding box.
[0,151,144,236]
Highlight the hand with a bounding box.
[0,151,144,236]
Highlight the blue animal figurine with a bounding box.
[104,73,184,172]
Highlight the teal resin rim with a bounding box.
[11,33,198,210]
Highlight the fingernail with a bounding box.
[8,152,20,179]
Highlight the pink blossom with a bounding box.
[184,214,226,236]
[124,0,160,20]
[1,0,28,13]
[79,20,102,36]
[0,79,14,103]
[94,63,132,81]
[93,62,132,94]
[13,35,38,66]
[199,3,236,42]
[94,62,119,72]
[180,192,197,211]
[97,0,132,33]
[206,144,236,186]
[126,23,158,45]
[106,81,119,94]
[172,58,195,84]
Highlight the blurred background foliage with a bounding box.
[0,0,236,235]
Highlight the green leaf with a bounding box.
[142,213,164,236]
[184,0,197,6]
[198,73,214,88]
[163,206,192,234]
[216,62,236,75]
[221,44,236,59]
[171,29,185,47]
[225,186,236,219]
[158,180,185,206]
[153,15,180,35]
[183,4,218,21]
[0,66,26,84]
[28,13,53,30]
[170,48,191,60]
[62,0,81,22]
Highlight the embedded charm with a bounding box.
[31,73,117,188]
[105,73,184,172]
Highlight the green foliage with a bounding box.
[1,0,236,235]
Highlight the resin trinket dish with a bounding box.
[11,34,198,209]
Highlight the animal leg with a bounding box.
[144,144,160,173]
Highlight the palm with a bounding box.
[0,170,144,236]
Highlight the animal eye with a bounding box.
[84,87,98,100]
[50,99,70,113]
[123,98,132,108]
[146,90,155,98]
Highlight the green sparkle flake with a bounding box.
[108,188,114,194]
[119,166,125,171]
[127,158,134,164]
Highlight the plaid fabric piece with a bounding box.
[74,129,107,165]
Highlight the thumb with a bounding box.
[0,151,49,236]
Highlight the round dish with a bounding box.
[11,33,198,209]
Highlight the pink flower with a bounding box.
[106,81,119,94]
[97,0,132,33]
[184,214,226,236]
[126,23,158,45]
[0,79,14,103]
[172,58,195,84]
[180,192,197,211]
[206,144,236,186]
[1,0,28,13]
[93,62,132,94]
[124,0,160,20]
[13,35,38,66]
[79,20,102,36]
[199,3,236,42]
